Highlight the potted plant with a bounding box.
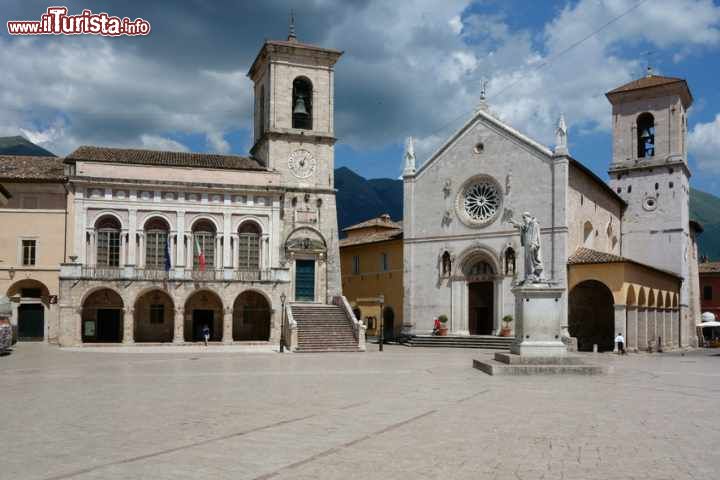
[500,315,513,337]
[438,314,449,336]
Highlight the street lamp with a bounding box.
[378,294,385,352]
[279,292,287,353]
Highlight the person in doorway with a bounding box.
[432,317,441,336]
[615,333,625,355]
[202,324,210,346]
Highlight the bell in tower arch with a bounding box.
[292,77,313,130]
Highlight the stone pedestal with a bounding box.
[474,282,606,376]
[509,283,566,357]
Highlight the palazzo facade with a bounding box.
[54,31,346,346]
[403,74,701,351]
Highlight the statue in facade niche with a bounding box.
[506,211,545,284]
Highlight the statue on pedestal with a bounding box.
[505,210,545,284]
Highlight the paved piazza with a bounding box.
[2,345,719,480]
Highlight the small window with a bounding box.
[292,77,313,130]
[627,185,632,193]
[655,183,659,190]
[473,142,484,154]
[637,112,655,158]
[616,187,621,194]
[669,181,674,189]
[380,252,389,272]
[352,255,360,274]
[150,304,164,324]
[704,285,713,301]
[22,239,37,266]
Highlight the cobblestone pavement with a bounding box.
[2,344,719,480]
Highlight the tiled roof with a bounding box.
[699,262,720,273]
[606,74,692,107]
[343,215,402,232]
[339,229,402,248]
[65,146,265,171]
[568,247,627,264]
[568,247,681,279]
[0,155,65,182]
[607,75,685,94]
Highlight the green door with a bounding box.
[18,304,44,341]
[295,259,315,301]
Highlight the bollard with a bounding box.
[593,343,598,353]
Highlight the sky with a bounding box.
[1,0,720,194]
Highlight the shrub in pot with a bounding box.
[438,314,449,336]
[500,315,513,336]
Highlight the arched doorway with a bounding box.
[466,259,495,335]
[82,289,124,343]
[8,279,50,341]
[382,306,395,339]
[233,291,271,341]
[184,290,222,342]
[134,290,174,342]
[569,280,614,351]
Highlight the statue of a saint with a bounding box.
[506,211,545,283]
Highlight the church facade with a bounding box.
[53,32,348,347]
[402,74,701,351]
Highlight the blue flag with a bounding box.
[164,236,171,272]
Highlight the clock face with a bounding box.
[288,149,317,179]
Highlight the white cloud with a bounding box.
[139,134,189,152]
[689,114,720,173]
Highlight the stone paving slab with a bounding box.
[1,344,719,479]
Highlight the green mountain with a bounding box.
[0,136,55,157]
[334,167,720,260]
[690,188,720,261]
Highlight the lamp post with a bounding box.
[378,294,384,352]
[279,292,287,353]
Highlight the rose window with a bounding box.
[456,176,502,227]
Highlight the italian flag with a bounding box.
[195,235,206,271]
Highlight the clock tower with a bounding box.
[247,25,343,302]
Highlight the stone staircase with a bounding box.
[404,335,514,350]
[291,304,361,353]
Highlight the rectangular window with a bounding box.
[238,234,260,270]
[704,285,713,301]
[150,304,164,324]
[352,255,360,274]
[145,231,168,269]
[22,239,36,266]
[380,252,389,272]
[97,231,120,267]
[193,233,215,270]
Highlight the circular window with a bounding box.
[456,176,502,227]
[643,196,657,211]
[474,142,484,154]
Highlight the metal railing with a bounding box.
[69,265,286,283]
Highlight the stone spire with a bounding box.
[554,113,569,156]
[288,10,297,42]
[403,136,416,176]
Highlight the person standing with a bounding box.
[615,333,626,355]
[202,324,210,346]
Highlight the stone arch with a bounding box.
[134,289,174,342]
[664,291,672,308]
[236,216,266,234]
[672,294,678,308]
[637,287,647,307]
[184,289,223,342]
[142,214,172,231]
[626,284,637,306]
[657,291,665,309]
[190,216,220,232]
[90,211,124,229]
[7,279,50,302]
[456,243,500,276]
[637,112,655,158]
[82,288,124,343]
[8,279,51,341]
[648,289,656,308]
[292,76,313,130]
[569,280,615,352]
[233,290,271,341]
[285,226,327,250]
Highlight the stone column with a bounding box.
[123,308,134,344]
[173,308,184,343]
[638,308,647,351]
[626,306,638,352]
[647,309,656,350]
[672,308,680,348]
[128,209,137,265]
[231,234,239,269]
[613,304,626,352]
[120,231,127,267]
[222,307,233,344]
[223,213,232,268]
[176,211,186,268]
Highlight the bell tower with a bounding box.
[246,22,342,190]
[606,72,694,343]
